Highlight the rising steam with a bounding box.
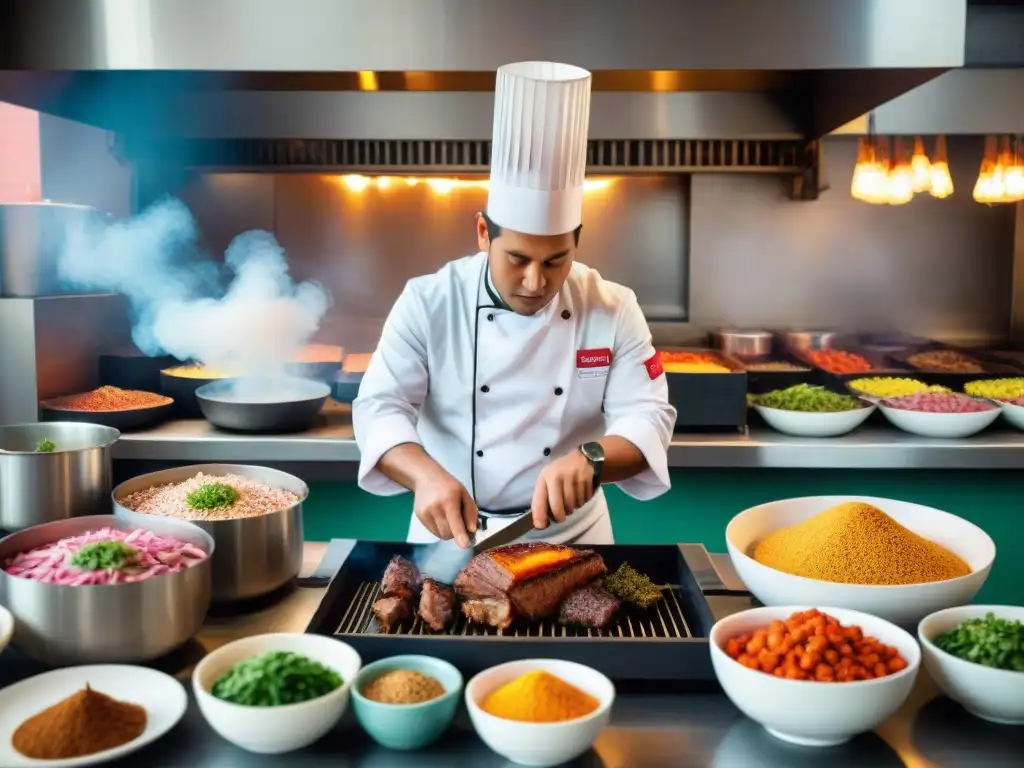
[57,198,331,376]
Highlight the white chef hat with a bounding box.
[486,61,593,237]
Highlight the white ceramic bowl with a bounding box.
[878,400,1000,438]
[193,633,362,754]
[726,495,995,628]
[998,400,1024,430]
[710,605,920,747]
[754,403,875,437]
[465,659,615,767]
[918,605,1024,725]
[0,605,13,655]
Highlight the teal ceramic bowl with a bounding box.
[351,655,463,751]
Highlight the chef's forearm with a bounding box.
[376,442,449,492]
[596,436,649,483]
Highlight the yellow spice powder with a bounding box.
[481,670,599,723]
[752,501,971,586]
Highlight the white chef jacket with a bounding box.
[353,252,676,545]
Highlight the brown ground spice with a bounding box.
[361,670,445,704]
[752,501,971,585]
[12,684,147,759]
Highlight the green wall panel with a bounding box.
[304,469,1022,606]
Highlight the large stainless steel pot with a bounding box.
[0,202,106,297]
[113,464,306,602]
[0,422,120,531]
[709,329,773,358]
[784,330,838,351]
[0,514,213,665]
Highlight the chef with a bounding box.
[353,60,676,548]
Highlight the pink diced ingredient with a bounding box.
[1005,395,1024,407]
[1,525,207,586]
[882,392,997,413]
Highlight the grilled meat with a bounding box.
[381,555,421,600]
[461,597,514,629]
[419,579,456,631]
[559,583,621,629]
[373,595,411,632]
[454,543,607,629]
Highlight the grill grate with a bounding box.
[334,581,693,640]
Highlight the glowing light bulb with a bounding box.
[342,175,370,192]
[405,177,419,186]
[375,176,392,190]
[928,162,954,199]
[1004,163,1024,201]
[887,161,915,205]
[427,178,456,194]
[910,137,931,193]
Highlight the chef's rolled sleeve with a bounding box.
[603,292,676,500]
[353,285,429,495]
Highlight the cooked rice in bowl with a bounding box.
[119,472,300,521]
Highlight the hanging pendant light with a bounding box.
[973,136,1004,204]
[887,137,915,205]
[851,114,889,204]
[910,136,932,193]
[1004,135,1024,202]
[928,136,954,199]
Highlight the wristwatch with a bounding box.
[579,441,605,490]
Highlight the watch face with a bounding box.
[582,442,605,462]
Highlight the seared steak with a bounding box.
[559,583,621,629]
[381,555,421,600]
[454,543,607,628]
[372,596,411,632]
[419,579,456,631]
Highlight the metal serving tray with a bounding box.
[305,541,739,682]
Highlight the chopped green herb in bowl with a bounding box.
[212,651,343,707]
[933,612,1024,672]
[187,482,240,510]
[35,438,56,453]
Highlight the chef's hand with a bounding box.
[531,450,595,529]
[413,469,479,549]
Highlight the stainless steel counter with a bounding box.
[111,405,1024,469]
[0,547,1020,767]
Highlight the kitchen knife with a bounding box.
[470,509,537,554]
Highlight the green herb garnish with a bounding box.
[933,612,1024,672]
[35,438,55,453]
[604,563,669,609]
[186,482,240,510]
[212,651,343,707]
[71,540,139,571]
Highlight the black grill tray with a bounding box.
[305,541,721,682]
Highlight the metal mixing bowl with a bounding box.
[112,464,306,602]
[0,514,213,665]
[0,422,120,531]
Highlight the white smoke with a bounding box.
[57,198,331,375]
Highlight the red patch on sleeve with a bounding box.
[644,351,664,379]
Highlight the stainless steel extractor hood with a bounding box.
[0,0,970,141]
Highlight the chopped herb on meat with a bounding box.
[185,482,240,510]
[71,540,139,571]
[604,563,669,608]
[35,438,55,453]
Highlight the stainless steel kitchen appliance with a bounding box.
[113,463,306,602]
[0,514,213,665]
[0,422,119,531]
